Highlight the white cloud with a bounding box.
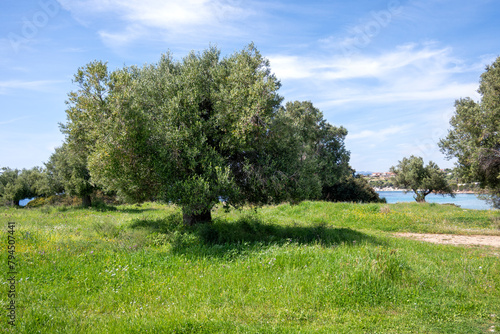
[98,24,146,48]
[56,0,250,46]
[348,125,410,141]
[270,44,462,81]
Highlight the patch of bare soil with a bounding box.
[395,233,500,248]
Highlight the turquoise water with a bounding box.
[19,198,35,206]
[377,191,495,210]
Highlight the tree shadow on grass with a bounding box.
[116,207,158,214]
[129,213,182,233]
[129,213,383,258]
[71,202,159,214]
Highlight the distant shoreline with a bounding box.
[374,188,478,194]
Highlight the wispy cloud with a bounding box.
[271,44,464,81]
[0,80,63,95]
[270,43,483,106]
[0,116,31,125]
[57,0,251,46]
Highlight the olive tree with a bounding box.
[63,45,322,224]
[390,156,454,202]
[62,44,363,223]
[275,101,352,199]
[439,56,500,207]
[0,167,43,206]
[45,144,95,206]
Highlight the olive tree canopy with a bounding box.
[439,56,500,207]
[63,44,347,223]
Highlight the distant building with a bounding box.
[370,172,395,178]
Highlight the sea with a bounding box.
[377,191,496,210]
[19,192,497,210]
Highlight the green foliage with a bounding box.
[61,45,356,223]
[0,167,21,205]
[439,56,500,206]
[0,166,45,206]
[62,45,285,219]
[390,156,454,202]
[273,101,351,201]
[322,173,386,203]
[45,143,95,206]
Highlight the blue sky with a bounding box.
[1,0,499,172]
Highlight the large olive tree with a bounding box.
[63,45,341,224]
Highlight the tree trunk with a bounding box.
[415,192,426,203]
[182,208,212,225]
[82,195,92,207]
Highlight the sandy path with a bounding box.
[395,233,500,248]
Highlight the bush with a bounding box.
[322,175,386,203]
[25,197,46,208]
[25,194,81,208]
[25,192,121,209]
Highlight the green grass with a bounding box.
[1,201,499,333]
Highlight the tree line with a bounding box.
[3,47,498,213]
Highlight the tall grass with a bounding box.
[1,201,499,333]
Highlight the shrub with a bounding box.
[322,175,386,203]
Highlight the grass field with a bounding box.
[1,201,499,333]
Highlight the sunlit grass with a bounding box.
[0,201,499,333]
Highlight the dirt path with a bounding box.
[395,233,500,248]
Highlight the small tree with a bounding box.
[390,156,454,202]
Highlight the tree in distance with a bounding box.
[390,156,454,203]
[439,56,500,208]
[61,44,356,224]
[0,167,44,206]
[44,143,95,207]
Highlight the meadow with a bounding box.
[1,201,499,333]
